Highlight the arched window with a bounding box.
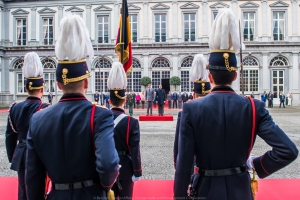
[127,58,142,92]
[94,58,112,92]
[240,56,259,93]
[13,59,26,93]
[151,58,170,91]
[270,56,289,66]
[42,58,56,93]
[180,56,194,92]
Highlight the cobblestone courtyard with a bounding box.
[0,106,299,180]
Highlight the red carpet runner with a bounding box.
[1,177,300,200]
[139,115,174,121]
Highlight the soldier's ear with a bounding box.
[57,82,63,90]
[208,73,214,84]
[233,72,237,81]
[84,79,88,89]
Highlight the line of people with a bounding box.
[260,91,293,108]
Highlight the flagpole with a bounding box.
[121,0,126,65]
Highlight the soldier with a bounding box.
[174,9,298,200]
[128,90,135,116]
[5,52,50,200]
[107,62,142,200]
[25,15,119,200]
[174,54,210,169]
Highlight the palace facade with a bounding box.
[0,0,299,105]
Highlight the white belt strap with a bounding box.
[114,114,127,128]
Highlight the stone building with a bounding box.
[0,0,299,106]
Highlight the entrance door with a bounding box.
[162,79,170,94]
[272,70,284,99]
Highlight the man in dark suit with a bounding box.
[145,83,155,116]
[6,52,50,200]
[172,91,178,108]
[48,92,53,105]
[279,91,285,108]
[174,9,298,200]
[182,91,188,103]
[156,85,166,116]
[94,91,99,104]
[25,15,119,200]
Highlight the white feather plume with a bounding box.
[107,62,127,89]
[209,8,241,52]
[190,54,209,82]
[22,52,43,78]
[55,15,94,61]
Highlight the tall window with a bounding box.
[183,13,196,42]
[130,15,138,42]
[97,16,109,43]
[94,58,112,92]
[17,19,27,45]
[152,71,170,91]
[155,14,166,42]
[13,59,26,93]
[127,59,142,92]
[243,13,255,41]
[43,18,54,45]
[273,12,285,41]
[180,56,193,92]
[42,58,56,93]
[240,57,259,92]
[270,56,288,98]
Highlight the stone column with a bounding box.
[172,53,178,76]
[113,3,120,43]
[262,53,269,92]
[85,5,92,36]
[291,0,298,41]
[142,3,148,43]
[291,52,299,105]
[58,6,64,24]
[172,1,178,43]
[261,0,268,42]
[143,53,149,76]
[202,0,208,42]
[231,0,238,17]
[2,8,10,46]
[30,7,37,46]
[2,57,10,93]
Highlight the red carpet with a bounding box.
[0,109,8,113]
[1,178,299,200]
[139,115,174,121]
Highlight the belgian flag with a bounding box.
[115,0,132,76]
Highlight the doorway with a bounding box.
[162,79,170,94]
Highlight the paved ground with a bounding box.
[0,105,299,180]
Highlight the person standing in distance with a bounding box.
[25,15,119,200]
[107,62,142,200]
[174,9,298,200]
[156,85,166,116]
[94,91,100,104]
[6,52,50,200]
[145,83,154,116]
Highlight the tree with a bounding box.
[170,76,181,91]
[140,76,151,90]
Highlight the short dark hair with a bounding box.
[59,80,84,92]
[27,89,40,95]
[110,99,125,107]
[209,70,236,86]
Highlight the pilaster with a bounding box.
[262,53,269,91]
[29,7,37,46]
[291,0,298,41]
[58,6,64,24]
[2,8,10,46]
[261,0,269,42]
[172,1,178,43]
[201,0,208,42]
[231,0,238,17]
[172,53,178,76]
[85,5,92,36]
[113,3,120,44]
[142,3,149,43]
[143,53,149,76]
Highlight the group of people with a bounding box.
[5,9,299,200]
[260,91,293,108]
[93,91,110,108]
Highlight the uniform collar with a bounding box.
[211,86,235,92]
[26,96,42,102]
[111,107,125,113]
[60,93,87,102]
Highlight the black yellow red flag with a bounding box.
[115,0,132,76]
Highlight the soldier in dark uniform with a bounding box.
[25,15,119,200]
[5,52,50,200]
[127,90,135,116]
[156,85,166,116]
[174,9,298,200]
[174,54,210,169]
[107,62,142,200]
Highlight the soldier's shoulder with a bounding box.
[8,102,18,112]
[95,104,109,110]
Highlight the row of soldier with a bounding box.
[5,9,299,200]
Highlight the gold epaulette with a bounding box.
[96,105,108,110]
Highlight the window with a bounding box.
[152,71,170,91]
[270,56,289,66]
[213,12,218,20]
[240,57,259,92]
[41,58,56,93]
[97,16,109,43]
[13,59,26,93]
[127,59,142,92]
[130,15,138,42]
[42,18,54,45]
[94,58,112,92]
[154,14,166,42]
[273,12,285,41]
[180,56,193,92]
[16,19,26,45]
[183,13,196,42]
[152,58,170,68]
[243,13,255,41]
[272,70,284,98]
[42,58,56,69]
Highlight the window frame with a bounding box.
[129,12,139,43]
[182,11,197,42]
[127,58,142,92]
[271,8,288,41]
[14,17,28,46]
[241,10,258,42]
[240,56,260,93]
[93,57,112,93]
[39,14,55,45]
[94,11,111,44]
[152,11,168,43]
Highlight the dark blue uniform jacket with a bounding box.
[26,94,119,200]
[156,89,166,105]
[174,86,298,200]
[111,108,142,179]
[5,96,49,171]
